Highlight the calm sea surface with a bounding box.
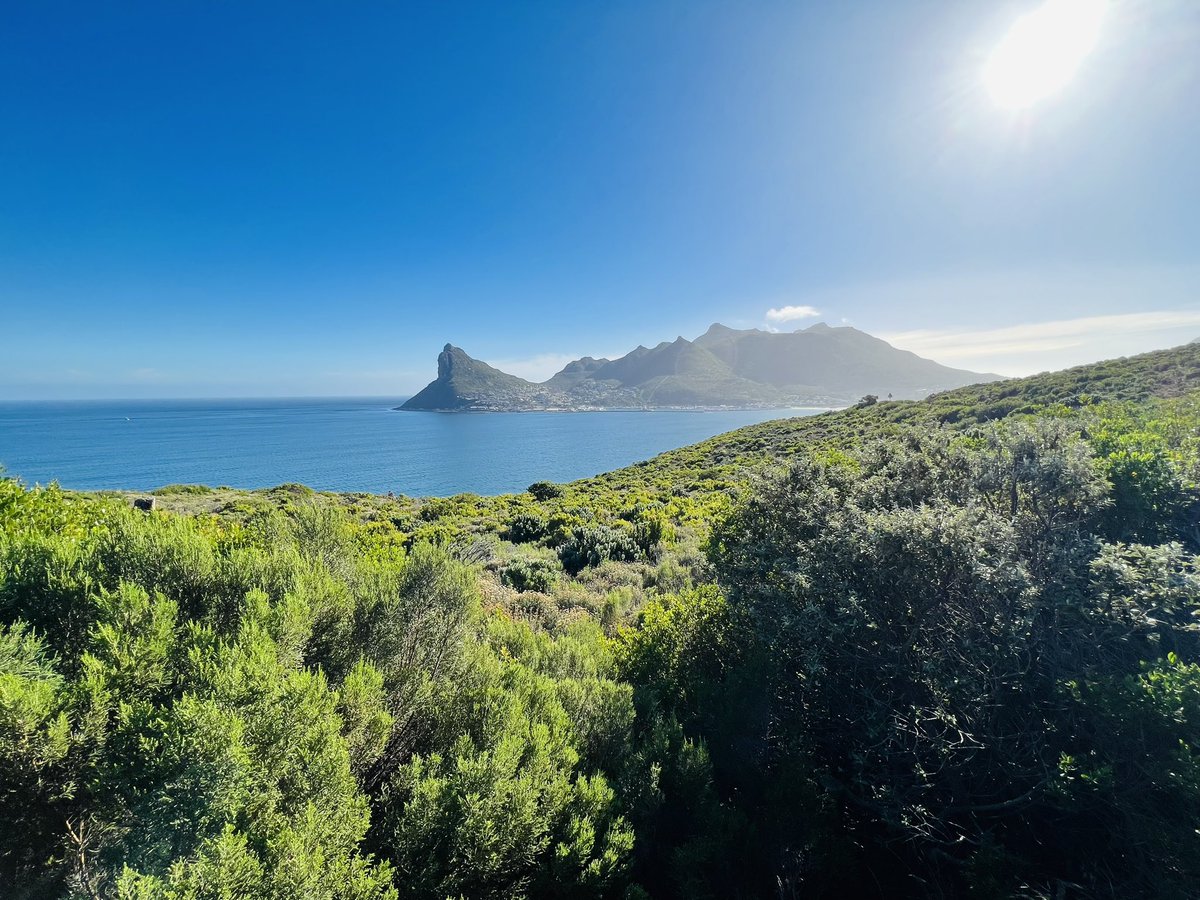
[0,399,824,496]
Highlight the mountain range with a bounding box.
[399,323,1001,411]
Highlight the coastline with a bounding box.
[393,404,843,413]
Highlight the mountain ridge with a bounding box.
[399,323,1002,411]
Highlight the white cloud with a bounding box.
[770,264,1198,375]
[882,309,1200,375]
[765,304,821,323]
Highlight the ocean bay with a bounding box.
[0,399,819,496]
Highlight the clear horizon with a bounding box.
[3,1,1197,399]
[0,319,1194,403]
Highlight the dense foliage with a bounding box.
[0,488,645,898]
[694,419,1200,896]
[2,342,1199,897]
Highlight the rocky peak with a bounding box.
[437,345,454,380]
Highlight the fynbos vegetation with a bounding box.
[2,342,1198,898]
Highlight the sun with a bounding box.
[983,0,1107,109]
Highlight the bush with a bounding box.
[698,421,1200,895]
[500,557,559,593]
[151,484,214,496]
[632,515,671,559]
[558,526,642,575]
[505,512,547,544]
[526,481,563,501]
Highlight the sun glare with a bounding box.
[984,0,1106,109]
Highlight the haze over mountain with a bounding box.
[400,323,999,411]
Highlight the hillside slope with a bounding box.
[399,344,571,410]
[584,339,1200,496]
[156,340,1200,533]
[71,339,1200,898]
[399,323,999,410]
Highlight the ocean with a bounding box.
[0,398,823,497]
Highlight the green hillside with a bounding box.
[3,341,1198,898]
[583,339,1200,499]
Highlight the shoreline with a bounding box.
[393,404,843,414]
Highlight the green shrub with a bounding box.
[501,557,559,593]
[505,512,548,544]
[527,481,563,501]
[558,526,642,575]
[151,483,214,496]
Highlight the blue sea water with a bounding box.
[0,399,823,497]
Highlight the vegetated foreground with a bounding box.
[2,342,1198,898]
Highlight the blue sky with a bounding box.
[2,0,1197,398]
